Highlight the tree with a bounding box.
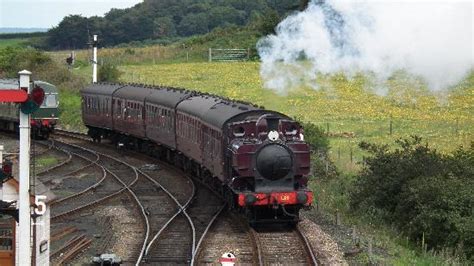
[153,17,177,38]
[259,8,280,35]
[178,13,209,36]
[208,6,246,29]
[48,15,89,49]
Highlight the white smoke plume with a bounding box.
[257,0,473,94]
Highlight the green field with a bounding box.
[0,38,28,48]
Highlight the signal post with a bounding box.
[0,70,45,265]
[18,70,32,266]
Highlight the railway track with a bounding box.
[143,178,225,264]
[35,140,75,176]
[251,226,318,265]
[47,138,148,264]
[48,142,131,220]
[51,131,200,265]
[50,130,319,265]
[194,212,318,265]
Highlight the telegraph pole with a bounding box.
[92,34,98,83]
[18,69,32,265]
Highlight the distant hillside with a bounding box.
[46,0,307,50]
[0,28,48,34]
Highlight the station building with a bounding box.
[0,170,54,265]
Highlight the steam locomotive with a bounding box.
[81,83,313,224]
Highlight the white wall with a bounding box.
[34,207,50,266]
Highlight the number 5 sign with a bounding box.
[34,195,47,215]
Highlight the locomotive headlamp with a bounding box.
[268,130,279,141]
[297,191,308,204]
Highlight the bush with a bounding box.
[299,121,329,153]
[350,136,473,261]
[297,120,336,179]
[98,62,122,82]
[0,46,51,77]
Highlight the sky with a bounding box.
[0,0,143,28]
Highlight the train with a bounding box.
[0,79,59,139]
[81,83,313,224]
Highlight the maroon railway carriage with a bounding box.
[112,85,149,140]
[144,87,193,150]
[81,83,124,141]
[81,84,314,224]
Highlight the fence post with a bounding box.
[325,160,329,176]
[247,48,250,60]
[326,122,330,135]
[421,232,426,253]
[368,238,373,257]
[352,226,357,244]
[389,115,393,136]
[208,48,212,62]
[186,51,189,62]
[338,147,341,160]
[336,210,341,225]
[350,146,353,163]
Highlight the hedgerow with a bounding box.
[350,136,473,261]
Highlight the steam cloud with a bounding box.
[257,0,473,94]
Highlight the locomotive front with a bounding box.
[228,114,313,223]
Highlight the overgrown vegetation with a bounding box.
[0,47,51,77]
[98,62,122,82]
[351,137,473,261]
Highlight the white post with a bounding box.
[0,145,3,199]
[208,48,212,62]
[92,35,98,83]
[18,69,32,266]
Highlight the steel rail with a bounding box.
[142,167,196,261]
[190,203,227,266]
[249,228,264,266]
[296,227,319,266]
[49,148,107,206]
[35,139,73,175]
